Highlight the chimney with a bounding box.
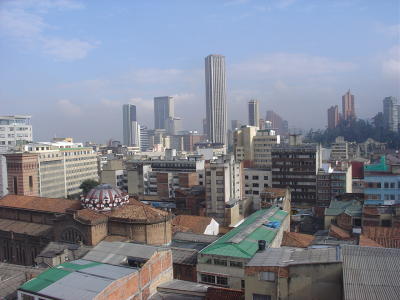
[258,240,266,251]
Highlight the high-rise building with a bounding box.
[154,96,174,130]
[253,129,280,169]
[248,100,259,127]
[265,111,288,135]
[327,105,340,129]
[165,117,182,135]
[122,104,137,146]
[0,115,33,147]
[140,125,150,151]
[205,54,227,145]
[231,120,242,131]
[131,121,141,148]
[383,96,399,132]
[342,90,355,121]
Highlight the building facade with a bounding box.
[383,96,399,132]
[205,54,227,145]
[327,105,340,129]
[233,125,258,162]
[253,129,280,169]
[248,99,259,127]
[0,115,32,147]
[154,96,174,130]
[122,104,137,146]
[342,89,356,121]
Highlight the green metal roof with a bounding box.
[325,200,362,217]
[199,207,288,259]
[20,261,102,293]
[364,156,389,172]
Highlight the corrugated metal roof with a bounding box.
[19,259,137,299]
[199,207,288,258]
[83,241,162,265]
[172,247,198,265]
[342,245,400,300]
[247,247,340,267]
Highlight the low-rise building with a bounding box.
[324,198,362,230]
[172,215,219,235]
[244,247,342,300]
[197,207,289,290]
[243,168,272,210]
[100,159,127,191]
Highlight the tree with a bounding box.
[79,179,100,195]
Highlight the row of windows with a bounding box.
[366,182,400,189]
[200,274,228,286]
[204,258,243,268]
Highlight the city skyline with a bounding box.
[0,0,399,143]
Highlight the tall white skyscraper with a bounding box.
[122,104,137,146]
[205,54,227,145]
[154,96,174,129]
[383,96,399,132]
[248,99,259,127]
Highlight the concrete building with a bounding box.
[243,168,272,209]
[154,96,174,130]
[253,129,280,169]
[122,104,137,146]
[383,96,399,132]
[272,143,321,207]
[6,142,98,198]
[248,100,259,127]
[165,117,183,136]
[140,124,150,151]
[317,164,352,207]
[342,89,356,121]
[0,115,32,147]
[197,207,289,290]
[233,125,258,162]
[100,159,127,192]
[205,54,227,145]
[244,247,342,300]
[265,111,288,136]
[328,105,340,129]
[204,155,242,226]
[330,136,349,161]
[364,173,400,205]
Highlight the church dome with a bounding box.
[81,184,129,211]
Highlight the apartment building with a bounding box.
[0,115,32,147]
[243,168,272,210]
[100,159,127,192]
[204,155,242,226]
[233,125,257,162]
[253,129,280,169]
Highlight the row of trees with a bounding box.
[305,117,400,149]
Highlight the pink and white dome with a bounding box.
[81,184,129,211]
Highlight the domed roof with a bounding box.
[81,184,129,211]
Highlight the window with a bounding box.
[214,258,227,266]
[253,191,259,195]
[241,280,245,289]
[216,180,224,184]
[245,175,249,180]
[201,274,215,284]
[260,271,275,281]
[390,182,395,188]
[384,182,389,188]
[216,171,224,176]
[353,218,361,226]
[264,184,269,188]
[252,175,259,180]
[217,188,224,193]
[252,183,259,187]
[21,294,35,300]
[264,176,268,180]
[216,276,228,286]
[230,261,243,268]
[253,294,271,300]
[29,176,33,189]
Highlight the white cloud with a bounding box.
[57,99,82,115]
[171,93,196,103]
[382,45,400,77]
[42,38,98,61]
[128,97,153,110]
[231,53,356,78]
[376,23,400,38]
[0,0,96,61]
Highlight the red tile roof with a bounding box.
[172,215,214,235]
[363,226,400,248]
[74,209,108,224]
[106,199,170,223]
[205,287,244,300]
[281,231,314,248]
[359,235,383,247]
[0,194,81,214]
[329,224,352,240]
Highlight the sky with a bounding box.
[0,0,399,143]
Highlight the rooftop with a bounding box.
[0,218,52,236]
[325,199,362,217]
[362,226,400,248]
[172,247,198,265]
[19,259,137,300]
[342,245,400,300]
[172,215,214,235]
[0,194,81,214]
[199,207,288,259]
[247,247,341,267]
[281,231,314,248]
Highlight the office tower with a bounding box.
[205,54,227,145]
[122,104,137,146]
[253,129,280,168]
[140,125,150,151]
[231,120,242,131]
[0,115,33,148]
[131,121,141,148]
[265,111,288,135]
[383,96,399,132]
[248,99,259,127]
[165,117,182,135]
[154,96,174,129]
[327,105,340,129]
[233,125,258,162]
[342,89,356,121]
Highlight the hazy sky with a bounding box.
[0,0,399,143]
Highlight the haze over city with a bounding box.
[0,0,399,143]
